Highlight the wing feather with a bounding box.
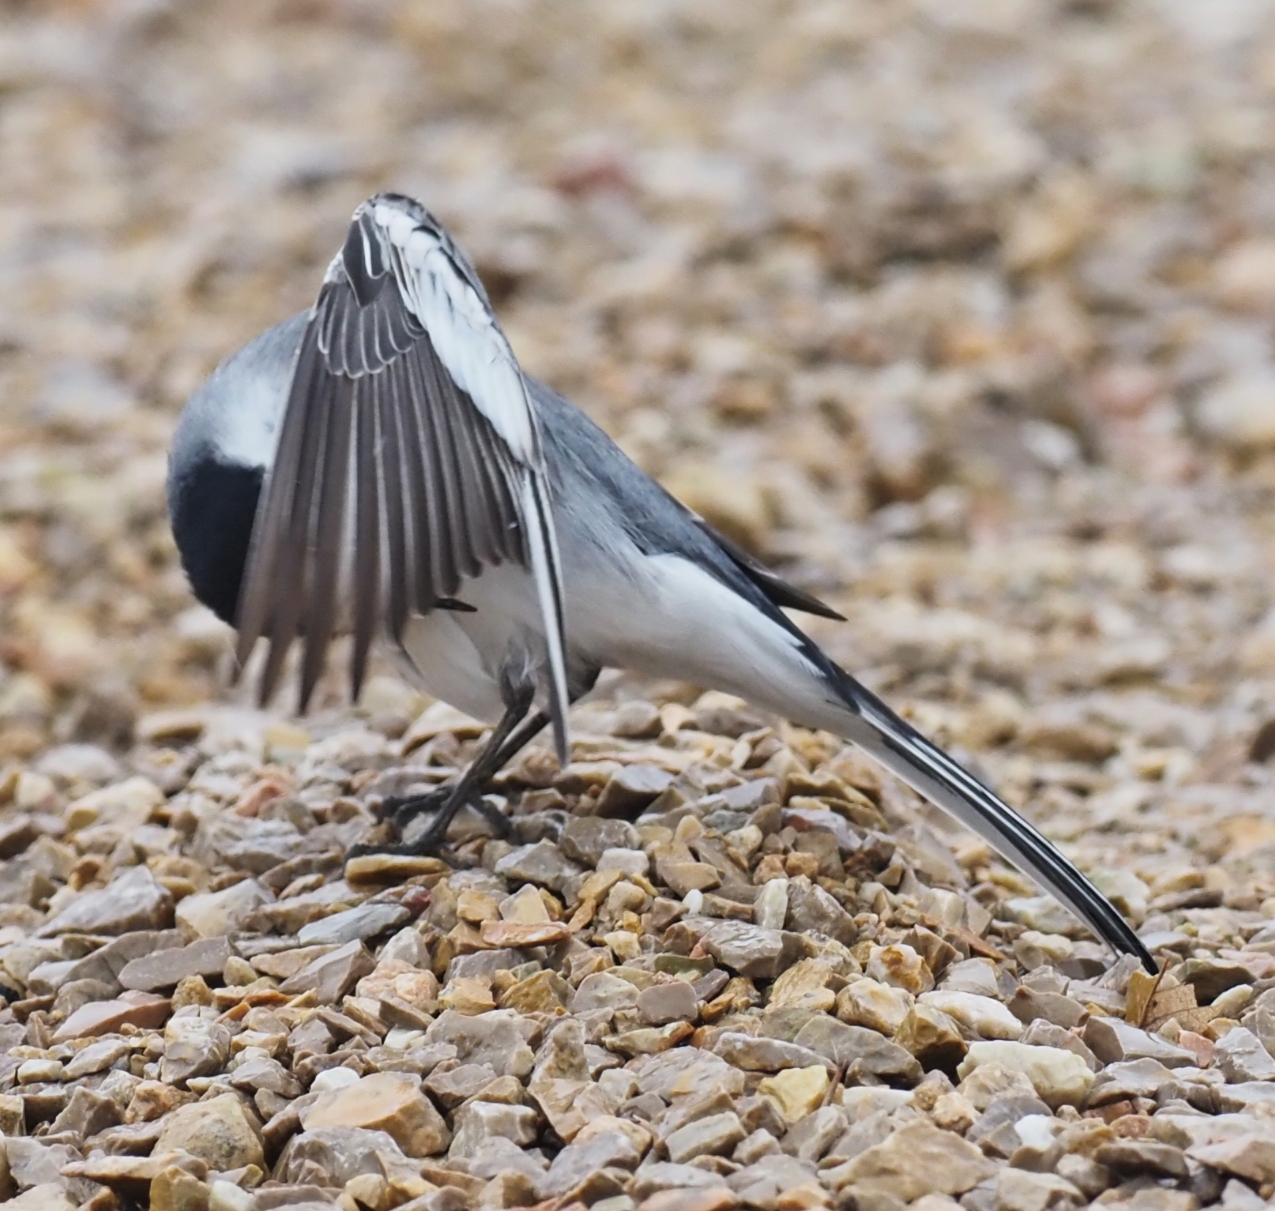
[350,384,381,696]
[235,194,571,753]
[379,376,411,642]
[298,374,353,709]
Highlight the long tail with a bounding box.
[828,665,1156,974]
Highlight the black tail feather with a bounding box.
[829,665,1156,974]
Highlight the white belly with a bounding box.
[564,548,842,732]
[396,563,551,723]
[395,541,842,739]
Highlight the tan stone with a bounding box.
[499,884,553,923]
[768,959,836,1013]
[456,889,501,923]
[52,990,170,1042]
[836,978,913,1034]
[865,945,934,994]
[63,1150,208,1200]
[1189,1134,1275,1184]
[838,1120,995,1200]
[150,1165,211,1211]
[480,919,571,947]
[302,1071,451,1157]
[154,1094,264,1172]
[438,975,495,1014]
[757,1066,829,1126]
[355,960,439,1009]
[530,1076,611,1142]
[499,969,572,1014]
[344,854,449,884]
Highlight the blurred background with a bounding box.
[2,0,1275,886]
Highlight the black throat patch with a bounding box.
[169,452,263,626]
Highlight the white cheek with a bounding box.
[212,371,285,470]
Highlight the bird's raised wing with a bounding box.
[234,193,570,761]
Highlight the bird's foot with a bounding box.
[349,785,511,862]
[376,786,452,833]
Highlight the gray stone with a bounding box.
[596,847,649,878]
[792,1017,923,1083]
[229,1056,303,1098]
[785,876,857,945]
[1095,1138,1189,1179]
[51,977,117,1021]
[277,1126,407,1185]
[629,1162,732,1198]
[1214,1027,1275,1083]
[466,1136,549,1184]
[423,1063,499,1108]
[730,1155,821,1207]
[45,1086,121,1143]
[6,1139,78,1190]
[1088,1057,1178,1105]
[629,1048,744,1099]
[533,1018,591,1083]
[449,1100,539,1160]
[711,1031,832,1073]
[153,1092,264,1171]
[278,940,375,1003]
[1007,987,1087,1030]
[35,743,122,786]
[24,959,80,995]
[64,1038,132,1079]
[175,879,273,939]
[161,1012,232,1086]
[1178,958,1255,1005]
[0,815,38,860]
[967,1095,1052,1158]
[296,902,409,946]
[827,1119,995,1199]
[637,981,698,1025]
[783,1106,845,1163]
[38,866,173,937]
[665,1111,745,1163]
[595,766,674,818]
[59,930,185,992]
[574,972,641,1013]
[1083,1017,1197,1068]
[443,949,523,982]
[494,841,582,893]
[735,1127,781,1164]
[559,817,640,866]
[543,1129,640,1197]
[118,936,234,992]
[426,1010,535,1078]
[1018,1020,1100,1071]
[700,919,815,979]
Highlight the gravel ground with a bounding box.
[6,2,1275,1209]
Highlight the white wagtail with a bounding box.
[167,192,1154,971]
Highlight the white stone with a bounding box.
[957,1041,1094,1108]
[920,992,1022,1040]
[311,1066,362,1093]
[754,878,789,931]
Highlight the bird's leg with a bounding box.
[381,707,551,834]
[349,698,550,859]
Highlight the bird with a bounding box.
[167,191,1155,974]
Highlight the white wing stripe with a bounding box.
[370,206,537,461]
[520,474,570,765]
